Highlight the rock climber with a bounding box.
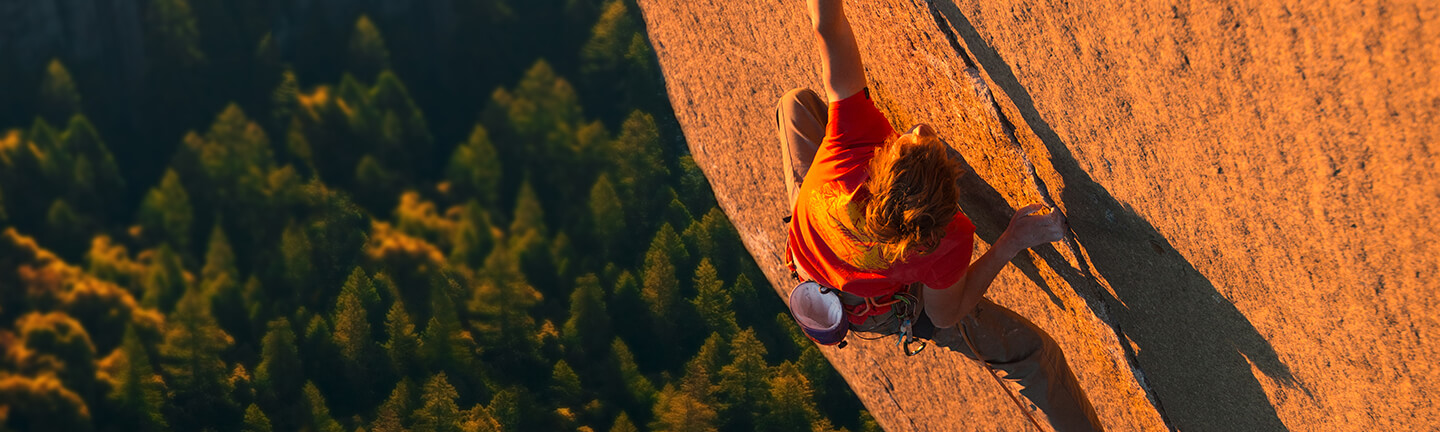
[779,0,1104,430]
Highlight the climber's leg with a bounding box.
[931,299,1104,432]
[776,88,827,208]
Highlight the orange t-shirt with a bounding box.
[786,89,976,324]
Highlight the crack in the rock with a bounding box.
[869,356,924,431]
[922,1,1174,429]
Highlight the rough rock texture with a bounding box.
[635,0,1438,430]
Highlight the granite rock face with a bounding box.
[635,0,1438,430]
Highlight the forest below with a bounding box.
[0,0,879,431]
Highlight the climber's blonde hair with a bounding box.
[861,132,962,263]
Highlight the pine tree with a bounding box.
[562,273,612,360]
[242,403,273,432]
[383,300,421,378]
[339,267,383,328]
[348,15,392,81]
[608,271,645,346]
[332,275,378,408]
[690,333,728,390]
[587,173,626,257]
[677,156,717,215]
[142,244,186,313]
[642,224,686,343]
[649,383,718,432]
[280,221,313,293]
[38,59,82,124]
[200,223,237,291]
[696,207,740,276]
[488,388,521,432]
[256,318,302,430]
[109,325,169,432]
[136,170,193,252]
[159,286,238,429]
[62,115,125,212]
[446,125,502,209]
[664,192,693,236]
[609,412,639,432]
[716,329,770,431]
[493,60,583,170]
[143,0,205,67]
[691,259,738,338]
[413,373,462,432]
[758,362,826,432]
[451,201,495,270]
[422,280,479,376]
[204,223,249,342]
[550,360,583,409]
[611,338,655,412]
[608,111,668,226]
[303,381,344,432]
[371,379,413,432]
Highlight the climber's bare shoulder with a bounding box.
[809,0,867,101]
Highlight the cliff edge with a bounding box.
[635,0,1438,430]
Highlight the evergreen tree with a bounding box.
[280,221,313,293]
[587,173,626,257]
[422,280,479,377]
[61,115,125,212]
[664,197,693,239]
[39,59,82,124]
[609,412,639,432]
[203,223,250,342]
[649,383,717,432]
[142,244,186,313]
[159,286,238,429]
[716,329,769,431]
[549,360,583,409]
[383,300,421,378]
[332,275,378,408]
[144,0,205,67]
[302,315,341,395]
[348,15,392,82]
[110,325,169,432]
[256,318,302,430]
[608,271,645,346]
[642,224,686,343]
[136,170,193,252]
[303,381,344,432]
[413,373,462,432]
[690,333,728,390]
[758,362,827,432]
[451,200,495,270]
[691,259,738,338]
[200,223,237,291]
[271,68,301,137]
[446,125,503,209]
[371,379,413,432]
[677,156,717,215]
[242,404,273,432]
[339,267,383,328]
[608,111,667,227]
[488,388,521,432]
[562,273,611,360]
[611,338,654,413]
[694,207,740,276]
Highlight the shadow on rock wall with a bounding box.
[930,2,1309,430]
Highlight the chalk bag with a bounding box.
[788,281,848,347]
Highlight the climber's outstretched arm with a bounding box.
[924,204,1066,328]
[808,0,867,101]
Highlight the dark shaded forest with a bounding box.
[0,0,879,431]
